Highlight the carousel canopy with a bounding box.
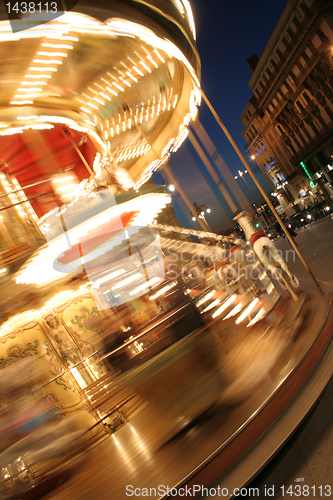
[0,2,201,218]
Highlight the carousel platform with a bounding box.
[36,279,333,500]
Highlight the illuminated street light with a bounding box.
[190,202,212,229]
[162,179,175,192]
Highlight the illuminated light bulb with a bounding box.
[81,107,92,114]
[46,35,79,41]
[29,66,57,72]
[140,61,151,73]
[93,97,105,105]
[25,74,52,78]
[126,71,138,82]
[112,273,142,290]
[130,276,160,295]
[133,66,144,76]
[113,82,124,92]
[14,94,39,99]
[235,298,259,324]
[212,294,237,319]
[42,43,73,49]
[10,101,34,105]
[147,55,158,68]
[17,88,42,92]
[196,290,215,307]
[154,49,165,63]
[106,87,118,96]
[201,299,220,314]
[37,51,67,57]
[100,92,111,101]
[86,102,98,110]
[224,301,243,320]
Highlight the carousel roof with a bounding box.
[0,3,201,217]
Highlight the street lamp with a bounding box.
[234,169,269,219]
[161,179,175,192]
[190,202,212,229]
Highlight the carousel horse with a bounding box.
[234,211,299,289]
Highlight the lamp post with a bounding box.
[200,88,322,294]
[190,202,212,231]
[161,179,175,192]
[235,169,269,223]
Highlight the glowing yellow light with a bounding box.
[37,51,67,57]
[25,74,52,78]
[201,299,220,314]
[42,43,73,49]
[149,281,177,299]
[130,276,161,295]
[10,101,33,106]
[212,294,237,318]
[112,273,142,290]
[235,298,259,324]
[29,67,57,72]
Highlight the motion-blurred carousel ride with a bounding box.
[0,1,332,499]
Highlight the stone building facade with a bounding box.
[240,0,333,213]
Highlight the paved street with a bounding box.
[247,216,333,499]
[274,216,333,287]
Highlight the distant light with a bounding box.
[307,214,311,219]
[326,206,330,211]
[192,216,196,221]
[268,233,271,237]
[169,184,175,192]
[206,208,211,213]
[301,218,304,222]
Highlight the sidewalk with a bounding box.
[247,219,333,499]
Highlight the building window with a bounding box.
[277,124,283,134]
[300,2,310,16]
[255,150,259,157]
[270,58,277,68]
[258,147,262,153]
[287,28,294,39]
[261,142,266,149]
[248,110,252,116]
[303,91,311,103]
[266,68,272,77]
[270,157,276,165]
[276,48,283,59]
[267,161,271,168]
[264,164,269,171]
[301,51,309,62]
[296,99,304,111]
[283,80,290,90]
[316,29,326,42]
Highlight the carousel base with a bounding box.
[22,281,333,499]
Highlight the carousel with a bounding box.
[0,1,332,499]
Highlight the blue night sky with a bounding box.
[153,0,289,233]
